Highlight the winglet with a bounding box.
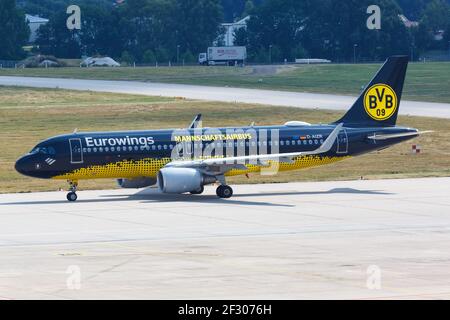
[189,114,202,129]
[313,123,343,154]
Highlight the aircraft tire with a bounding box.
[67,192,78,202]
[216,185,233,199]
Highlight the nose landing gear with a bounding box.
[67,180,78,202]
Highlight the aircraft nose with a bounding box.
[15,155,33,176]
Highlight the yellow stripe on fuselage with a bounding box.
[52,155,350,181]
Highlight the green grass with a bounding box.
[1,86,449,193]
[1,62,450,103]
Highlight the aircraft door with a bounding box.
[337,129,348,154]
[69,138,83,164]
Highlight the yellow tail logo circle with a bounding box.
[364,84,398,121]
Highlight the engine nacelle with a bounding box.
[117,177,156,189]
[158,168,215,194]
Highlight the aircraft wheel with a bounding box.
[216,185,233,199]
[67,192,78,202]
[190,186,204,195]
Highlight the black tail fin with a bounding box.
[334,56,408,127]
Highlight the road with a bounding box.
[1,177,449,299]
[1,76,450,119]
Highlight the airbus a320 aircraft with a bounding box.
[16,56,427,201]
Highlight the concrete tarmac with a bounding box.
[1,76,450,119]
[1,177,450,299]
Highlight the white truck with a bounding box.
[198,46,247,66]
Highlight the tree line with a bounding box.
[1,0,450,63]
[237,0,450,62]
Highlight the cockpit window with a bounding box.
[47,147,56,155]
[30,146,56,155]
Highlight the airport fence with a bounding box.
[0,60,20,68]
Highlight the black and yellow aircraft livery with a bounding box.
[16,56,425,201]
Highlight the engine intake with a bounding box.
[117,177,156,189]
[158,168,216,194]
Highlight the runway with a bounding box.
[1,177,450,299]
[1,76,450,119]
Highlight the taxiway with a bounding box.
[1,177,449,299]
[1,76,450,118]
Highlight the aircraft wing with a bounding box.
[165,124,343,173]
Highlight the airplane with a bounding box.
[15,55,428,202]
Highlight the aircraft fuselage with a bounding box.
[15,124,418,181]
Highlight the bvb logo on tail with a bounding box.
[364,84,398,121]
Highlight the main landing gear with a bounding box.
[189,175,234,199]
[214,175,233,199]
[216,185,233,199]
[190,184,233,198]
[67,180,78,202]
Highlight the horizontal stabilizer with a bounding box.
[367,130,433,140]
